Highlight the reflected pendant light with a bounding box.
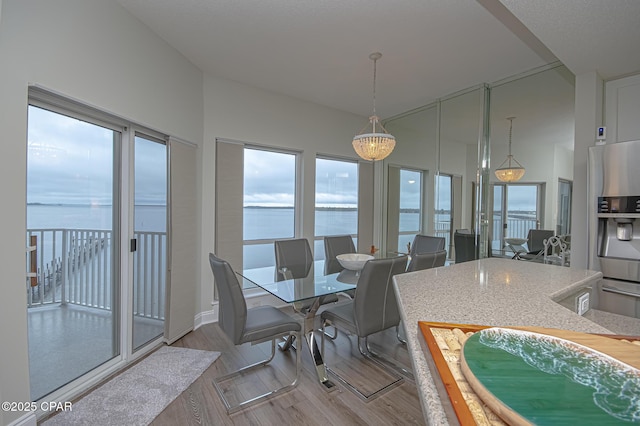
[352,52,396,161]
[495,116,525,182]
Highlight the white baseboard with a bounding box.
[194,307,218,329]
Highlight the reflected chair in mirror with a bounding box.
[323,235,356,275]
[406,249,446,272]
[409,234,445,257]
[543,235,570,266]
[519,229,554,261]
[208,253,302,414]
[453,230,479,263]
[320,255,412,401]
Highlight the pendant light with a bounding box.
[494,117,525,182]
[352,52,396,161]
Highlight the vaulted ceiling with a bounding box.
[117,0,640,120]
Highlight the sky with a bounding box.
[27,105,536,212]
[27,105,166,206]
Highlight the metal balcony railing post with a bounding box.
[61,229,68,305]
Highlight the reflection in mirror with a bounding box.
[384,105,437,254]
[440,87,483,236]
[489,65,575,255]
[384,64,575,261]
[387,166,424,253]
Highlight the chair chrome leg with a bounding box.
[279,334,295,351]
[323,332,404,401]
[213,331,301,414]
[396,324,407,345]
[323,324,338,340]
[358,336,414,381]
[322,323,406,401]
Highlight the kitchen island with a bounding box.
[393,257,610,425]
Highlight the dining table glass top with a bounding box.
[238,260,358,304]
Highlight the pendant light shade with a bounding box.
[495,117,525,182]
[352,52,396,161]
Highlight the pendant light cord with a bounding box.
[507,116,515,166]
[369,52,382,131]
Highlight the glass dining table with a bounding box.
[237,261,359,390]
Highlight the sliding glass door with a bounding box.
[26,94,169,401]
[26,105,120,400]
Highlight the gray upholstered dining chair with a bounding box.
[320,255,411,401]
[275,238,339,305]
[406,249,446,272]
[274,238,338,340]
[323,234,357,302]
[409,234,445,257]
[454,230,479,263]
[274,238,314,281]
[323,235,356,275]
[519,229,555,261]
[209,253,302,414]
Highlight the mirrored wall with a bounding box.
[383,64,575,261]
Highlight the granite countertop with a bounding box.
[393,257,609,426]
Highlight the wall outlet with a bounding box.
[577,293,590,315]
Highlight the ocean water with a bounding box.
[27,204,421,269]
[27,204,167,232]
[242,207,420,268]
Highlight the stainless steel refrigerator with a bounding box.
[588,140,640,319]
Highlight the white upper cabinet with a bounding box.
[606,73,640,143]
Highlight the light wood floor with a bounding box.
[151,309,426,426]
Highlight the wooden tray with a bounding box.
[418,321,640,426]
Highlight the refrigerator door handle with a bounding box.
[602,285,640,299]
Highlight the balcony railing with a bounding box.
[434,217,539,256]
[26,228,166,321]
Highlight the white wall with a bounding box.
[572,72,604,269]
[0,0,203,422]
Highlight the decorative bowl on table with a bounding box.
[336,253,374,271]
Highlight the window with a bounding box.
[243,147,298,270]
[435,173,452,252]
[398,169,423,252]
[387,166,425,253]
[314,157,358,258]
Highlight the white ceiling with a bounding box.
[117,0,640,119]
